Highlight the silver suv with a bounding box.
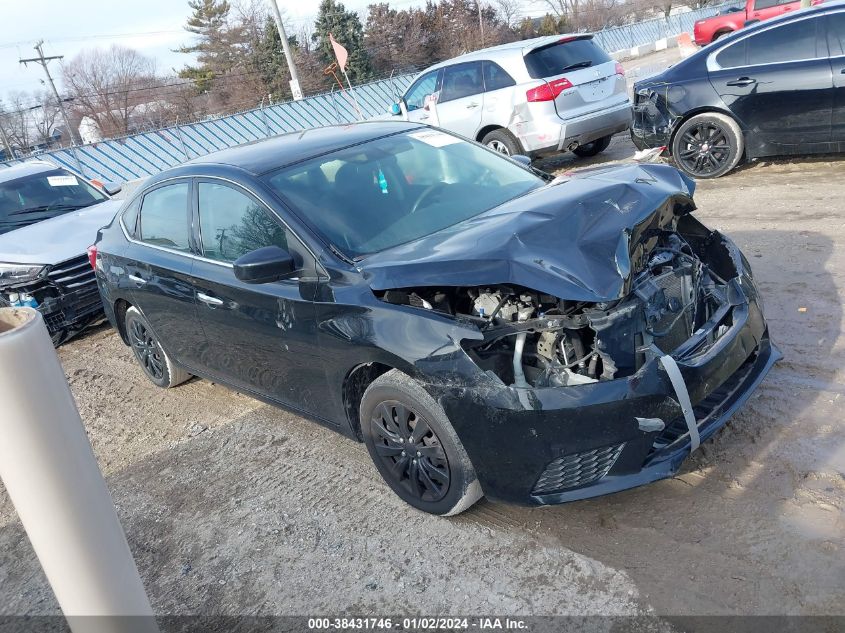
[393,35,631,159]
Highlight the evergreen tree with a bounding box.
[312,0,373,83]
[177,0,238,92]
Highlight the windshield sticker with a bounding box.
[409,130,462,147]
[47,175,79,187]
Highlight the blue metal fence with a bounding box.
[1,2,739,184]
[592,1,743,52]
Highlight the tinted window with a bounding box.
[121,198,141,237]
[828,12,845,56]
[197,182,288,263]
[0,168,107,236]
[440,62,484,102]
[720,19,822,68]
[138,183,190,251]
[483,60,516,91]
[753,0,792,10]
[404,70,440,111]
[524,38,611,79]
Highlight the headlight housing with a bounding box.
[0,263,46,287]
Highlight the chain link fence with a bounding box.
[1,2,740,184]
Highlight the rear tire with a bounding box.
[360,369,483,516]
[481,128,523,157]
[573,134,612,157]
[125,306,191,388]
[671,112,744,179]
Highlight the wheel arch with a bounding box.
[342,361,397,441]
[667,107,745,157]
[711,28,734,42]
[113,298,132,346]
[476,124,505,143]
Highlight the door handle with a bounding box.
[128,274,146,285]
[197,292,224,307]
[726,77,756,87]
[466,102,480,109]
[419,115,430,120]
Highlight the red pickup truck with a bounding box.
[693,0,823,45]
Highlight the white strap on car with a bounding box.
[659,354,700,452]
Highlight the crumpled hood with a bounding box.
[0,200,121,265]
[359,163,696,302]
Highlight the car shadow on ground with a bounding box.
[460,229,844,615]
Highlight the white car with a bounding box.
[391,35,631,159]
[0,161,122,344]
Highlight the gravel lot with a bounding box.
[1,136,844,617]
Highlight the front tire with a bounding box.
[481,128,523,157]
[671,112,744,178]
[125,306,191,388]
[573,134,612,157]
[360,370,483,516]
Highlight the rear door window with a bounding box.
[524,38,611,79]
[138,182,190,252]
[720,18,822,67]
[439,62,484,103]
[482,60,516,91]
[827,12,845,56]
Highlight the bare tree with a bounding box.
[30,90,61,145]
[62,45,158,138]
[495,0,522,28]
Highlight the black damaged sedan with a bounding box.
[92,121,780,515]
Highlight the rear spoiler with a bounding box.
[522,33,594,56]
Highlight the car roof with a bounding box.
[421,34,594,71]
[184,120,425,175]
[716,0,844,46]
[0,160,61,183]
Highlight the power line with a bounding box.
[19,40,78,146]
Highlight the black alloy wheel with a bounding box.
[360,369,483,515]
[124,306,191,388]
[671,112,744,178]
[129,318,165,381]
[370,400,450,502]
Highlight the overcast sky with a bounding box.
[1,0,530,102]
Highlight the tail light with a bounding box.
[526,78,573,102]
[87,244,98,270]
[615,62,625,76]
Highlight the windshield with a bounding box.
[264,129,542,258]
[0,168,108,236]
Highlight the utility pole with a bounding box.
[20,41,77,146]
[478,1,485,47]
[0,114,13,160]
[267,0,304,100]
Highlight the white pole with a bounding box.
[341,68,364,121]
[0,308,157,633]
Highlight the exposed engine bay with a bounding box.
[377,227,735,389]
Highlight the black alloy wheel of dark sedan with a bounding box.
[360,370,482,516]
[129,317,165,382]
[370,400,451,502]
[671,113,744,179]
[124,306,191,389]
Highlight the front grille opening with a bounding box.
[532,443,625,495]
[647,350,759,458]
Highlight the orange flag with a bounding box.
[329,33,348,71]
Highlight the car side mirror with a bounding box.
[390,103,402,116]
[233,246,295,284]
[104,183,122,196]
[510,155,532,167]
